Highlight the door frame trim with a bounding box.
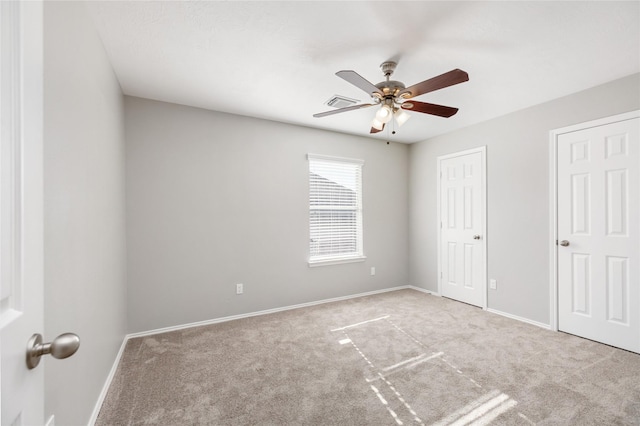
[548,110,640,331]
[436,146,488,309]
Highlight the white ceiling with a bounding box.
[86,1,640,144]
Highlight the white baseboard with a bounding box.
[87,336,129,426]
[408,285,440,296]
[127,285,415,339]
[486,308,551,330]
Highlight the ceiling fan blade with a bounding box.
[399,69,469,99]
[336,70,384,97]
[313,103,375,118]
[370,123,385,134]
[401,100,459,118]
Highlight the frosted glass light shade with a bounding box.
[375,105,393,123]
[394,109,411,127]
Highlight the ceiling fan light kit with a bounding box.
[314,61,469,135]
[394,108,411,127]
[375,104,393,123]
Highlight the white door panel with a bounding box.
[439,148,486,308]
[1,1,45,423]
[557,116,639,353]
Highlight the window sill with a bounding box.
[308,255,367,267]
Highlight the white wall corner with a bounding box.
[87,337,129,426]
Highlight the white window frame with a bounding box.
[308,154,365,267]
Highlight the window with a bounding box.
[308,154,365,266]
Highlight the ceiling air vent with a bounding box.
[325,95,358,109]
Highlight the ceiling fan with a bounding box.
[313,61,469,134]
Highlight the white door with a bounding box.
[439,147,486,308]
[1,1,45,424]
[557,115,639,353]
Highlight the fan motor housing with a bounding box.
[375,80,406,97]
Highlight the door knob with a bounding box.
[560,240,570,247]
[473,235,481,240]
[26,332,80,369]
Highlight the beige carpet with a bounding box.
[96,289,640,425]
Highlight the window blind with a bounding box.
[308,154,364,263]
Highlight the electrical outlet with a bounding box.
[370,267,376,276]
[236,283,243,294]
[489,279,497,290]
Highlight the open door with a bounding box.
[1,1,45,424]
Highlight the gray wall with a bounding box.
[125,97,410,333]
[44,2,127,425]
[409,73,640,324]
